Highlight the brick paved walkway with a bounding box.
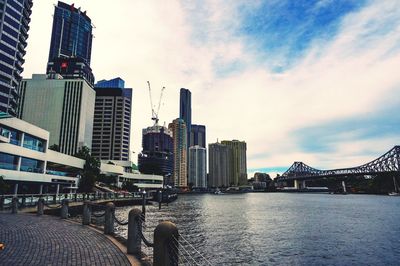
[0,213,131,266]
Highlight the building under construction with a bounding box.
[138,82,174,182]
[138,125,173,177]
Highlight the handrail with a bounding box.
[0,191,144,210]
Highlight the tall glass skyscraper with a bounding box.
[46,1,94,86]
[179,88,191,143]
[190,124,206,148]
[0,0,33,116]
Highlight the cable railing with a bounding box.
[0,191,143,211]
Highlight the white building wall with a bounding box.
[19,75,95,154]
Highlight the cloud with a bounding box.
[22,0,400,176]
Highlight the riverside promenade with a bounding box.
[0,213,136,266]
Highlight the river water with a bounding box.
[114,193,400,265]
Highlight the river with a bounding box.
[114,193,400,265]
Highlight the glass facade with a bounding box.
[0,152,18,170]
[23,133,45,152]
[0,123,46,152]
[46,161,80,177]
[0,124,20,145]
[20,157,44,173]
[0,0,33,116]
[190,124,206,148]
[179,88,191,145]
[47,1,94,85]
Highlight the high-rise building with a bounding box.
[188,145,207,188]
[169,118,187,187]
[208,142,230,187]
[190,124,206,148]
[138,125,173,178]
[17,74,95,155]
[179,88,191,146]
[91,78,132,161]
[221,140,247,185]
[46,1,94,86]
[0,0,33,116]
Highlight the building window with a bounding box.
[23,134,45,152]
[0,125,21,146]
[0,152,18,170]
[20,157,44,173]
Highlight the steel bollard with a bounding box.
[11,197,18,214]
[153,221,179,266]
[61,199,69,219]
[127,208,142,255]
[37,198,44,215]
[104,202,115,235]
[82,201,91,225]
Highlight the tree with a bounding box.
[74,146,100,192]
[0,175,9,194]
[122,180,138,192]
[49,144,60,152]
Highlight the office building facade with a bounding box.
[0,114,163,194]
[91,78,132,161]
[221,140,247,186]
[0,113,85,194]
[179,88,191,145]
[47,1,94,86]
[208,142,230,187]
[17,74,95,155]
[169,118,187,187]
[190,124,206,148]
[188,145,206,188]
[0,0,33,116]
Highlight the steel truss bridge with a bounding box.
[277,146,400,181]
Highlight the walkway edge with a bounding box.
[65,218,144,266]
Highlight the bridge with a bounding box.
[276,145,400,190]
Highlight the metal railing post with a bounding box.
[11,197,18,214]
[127,208,142,255]
[158,190,162,210]
[141,191,146,217]
[82,201,91,225]
[104,202,115,235]
[60,199,69,219]
[37,198,44,215]
[21,195,26,208]
[0,195,4,211]
[153,221,179,266]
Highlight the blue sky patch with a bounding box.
[237,0,367,70]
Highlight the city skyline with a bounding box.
[21,1,400,176]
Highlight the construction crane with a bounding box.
[147,81,165,126]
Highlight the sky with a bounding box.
[23,0,400,177]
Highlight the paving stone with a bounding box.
[0,213,131,266]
